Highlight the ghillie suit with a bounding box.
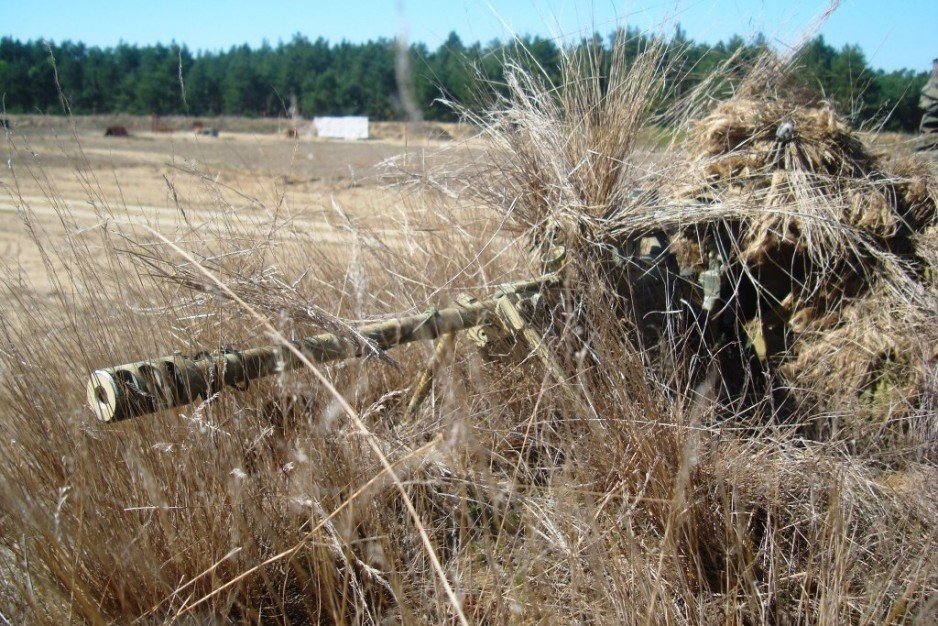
[662,94,938,448]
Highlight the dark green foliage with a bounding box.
[0,33,928,130]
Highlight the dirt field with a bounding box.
[1,110,925,318]
[0,117,483,296]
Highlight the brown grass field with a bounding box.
[0,43,936,625]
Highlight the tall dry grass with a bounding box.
[1,30,936,625]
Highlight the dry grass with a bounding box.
[1,31,936,626]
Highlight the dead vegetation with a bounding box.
[0,31,936,626]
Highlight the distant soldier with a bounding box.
[916,59,938,151]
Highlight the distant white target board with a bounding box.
[313,116,370,140]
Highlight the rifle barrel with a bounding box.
[87,276,556,423]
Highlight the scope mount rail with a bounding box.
[87,275,561,423]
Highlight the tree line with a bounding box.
[0,29,929,131]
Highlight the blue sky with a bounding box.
[5,1,936,72]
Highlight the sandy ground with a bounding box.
[0,121,483,295]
